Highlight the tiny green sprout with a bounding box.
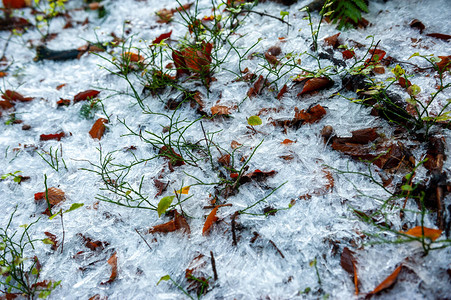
[42,238,55,245]
[280,11,289,20]
[157,275,171,285]
[409,52,420,59]
[407,84,421,96]
[247,115,262,126]
[157,195,175,217]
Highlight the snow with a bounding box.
[1,0,450,299]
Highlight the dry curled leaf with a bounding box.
[247,75,265,98]
[148,211,190,234]
[211,105,231,116]
[294,104,327,124]
[341,247,359,294]
[2,90,33,102]
[298,77,333,95]
[89,118,108,140]
[324,33,341,48]
[101,252,118,285]
[74,90,100,103]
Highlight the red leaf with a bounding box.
[0,100,14,110]
[239,169,276,184]
[436,56,451,72]
[298,77,332,95]
[89,118,108,140]
[73,90,100,102]
[277,84,288,100]
[2,90,33,102]
[324,33,341,48]
[367,265,403,296]
[182,42,213,75]
[294,104,327,124]
[398,77,412,88]
[365,49,386,65]
[153,30,172,44]
[56,98,71,106]
[342,50,355,60]
[172,50,189,77]
[281,139,294,144]
[426,33,451,41]
[247,75,265,98]
[159,146,185,166]
[2,0,29,9]
[40,132,65,141]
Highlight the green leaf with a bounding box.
[401,185,413,191]
[157,196,175,217]
[407,84,421,96]
[247,116,262,126]
[280,11,289,20]
[65,203,84,213]
[157,275,171,285]
[391,65,405,78]
[42,238,55,245]
[408,52,420,59]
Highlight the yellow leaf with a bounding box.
[175,186,190,194]
[401,226,442,241]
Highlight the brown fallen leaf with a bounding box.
[159,146,185,167]
[277,84,288,100]
[401,226,442,241]
[149,211,190,234]
[44,232,58,251]
[436,56,451,72]
[2,90,33,102]
[101,252,118,285]
[211,105,231,116]
[426,33,451,41]
[203,206,220,235]
[367,265,403,297]
[410,19,425,33]
[294,104,327,124]
[89,118,108,140]
[298,77,333,96]
[74,90,100,102]
[324,33,341,48]
[340,247,359,295]
[239,169,277,185]
[247,75,265,98]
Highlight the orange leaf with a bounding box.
[247,75,265,98]
[149,211,190,234]
[101,252,118,285]
[89,118,108,140]
[202,206,220,235]
[368,265,402,296]
[401,226,442,241]
[277,84,288,100]
[281,139,294,144]
[340,247,359,295]
[122,52,144,62]
[36,188,65,205]
[365,49,386,65]
[324,33,340,48]
[2,90,33,102]
[342,49,355,60]
[40,132,65,141]
[436,56,451,72]
[0,100,14,110]
[298,77,332,95]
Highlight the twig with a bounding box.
[242,10,292,27]
[60,209,65,254]
[210,251,218,281]
[269,239,285,259]
[231,211,239,246]
[135,228,152,251]
[203,203,232,209]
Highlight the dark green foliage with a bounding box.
[323,0,369,29]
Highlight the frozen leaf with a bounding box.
[35,188,65,206]
[154,179,168,197]
[277,84,288,100]
[247,115,262,126]
[426,33,451,41]
[40,132,66,141]
[239,169,277,184]
[298,77,333,95]
[407,84,421,96]
[2,90,33,102]
[401,226,442,241]
[152,31,172,44]
[0,99,14,110]
[294,104,327,124]
[281,139,294,144]
[35,45,83,62]
[391,65,405,78]
[367,265,402,296]
[247,75,265,98]
[44,232,58,251]
[324,33,341,48]
[218,154,231,167]
[340,247,359,294]
[397,77,412,88]
[231,140,242,149]
[203,206,220,235]
[436,56,451,72]
[101,252,118,285]
[149,211,190,234]
[74,90,100,102]
[159,146,185,166]
[122,52,144,63]
[409,19,425,33]
[157,195,175,217]
[89,118,108,140]
[211,105,231,116]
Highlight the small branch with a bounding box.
[203,203,232,209]
[231,211,239,246]
[242,10,292,27]
[60,210,65,254]
[269,239,285,259]
[135,228,152,251]
[210,251,218,281]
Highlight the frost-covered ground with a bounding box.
[1,0,450,299]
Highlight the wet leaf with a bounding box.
[341,247,359,294]
[401,226,442,241]
[89,118,108,140]
[239,169,277,184]
[366,49,386,65]
[426,33,451,41]
[157,195,175,217]
[247,115,262,126]
[281,139,294,144]
[2,90,33,102]
[367,265,402,296]
[154,179,168,197]
[409,19,425,33]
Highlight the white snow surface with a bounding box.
[0,0,450,299]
